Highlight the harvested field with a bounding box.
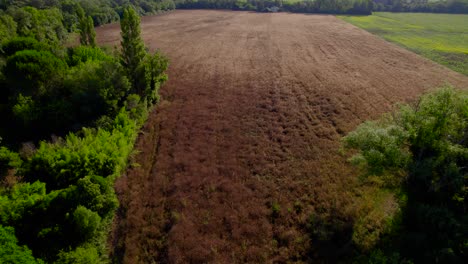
[96,10,468,263]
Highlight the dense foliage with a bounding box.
[0,0,176,28]
[176,0,468,14]
[0,4,168,263]
[343,87,468,263]
[177,0,374,15]
[374,0,468,13]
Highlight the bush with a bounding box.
[4,49,66,95]
[1,37,50,58]
[343,86,468,262]
[0,145,22,178]
[22,110,137,190]
[0,225,42,264]
[8,7,67,44]
[66,46,112,67]
[0,12,17,42]
[76,175,118,218]
[62,60,131,124]
[55,245,101,264]
[72,206,101,242]
[137,51,169,105]
[0,181,46,224]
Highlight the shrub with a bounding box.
[0,37,50,57]
[0,145,22,178]
[0,12,17,42]
[0,225,42,264]
[55,245,101,264]
[4,49,66,95]
[66,46,113,67]
[22,110,137,190]
[72,206,101,242]
[343,86,468,262]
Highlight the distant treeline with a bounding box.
[176,0,468,14]
[0,0,176,27]
[374,0,468,13]
[176,0,374,15]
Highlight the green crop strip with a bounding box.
[340,12,468,75]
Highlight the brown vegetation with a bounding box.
[96,10,468,263]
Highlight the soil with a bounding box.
[96,10,468,263]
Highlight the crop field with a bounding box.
[340,12,468,75]
[96,10,468,263]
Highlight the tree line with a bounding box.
[374,0,468,14]
[0,4,169,262]
[0,0,175,30]
[176,0,374,15]
[176,0,468,14]
[343,87,468,263]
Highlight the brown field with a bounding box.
[96,10,468,263]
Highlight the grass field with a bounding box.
[340,12,468,75]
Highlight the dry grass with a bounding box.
[97,10,468,263]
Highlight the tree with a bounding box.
[78,15,96,47]
[1,37,49,57]
[55,245,100,264]
[8,7,67,44]
[137,50,169,104]
[4,49,66,96]
[72,206,101,242]
[343,86,468,262]
[0,144,21,180]
[86,16,96,46]
[120,6,147,92]
[0,11,17,42]
[0,225,42,264]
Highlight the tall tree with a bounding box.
[120,7,146,92]
[86,16,96,46]
[78,15,96,47]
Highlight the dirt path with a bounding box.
[97,10,468,263]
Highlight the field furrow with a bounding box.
[97,10,468,263]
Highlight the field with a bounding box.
[96,10,468,263]
[340,12,468,75]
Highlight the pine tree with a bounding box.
[120,7,147,92]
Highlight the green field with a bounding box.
[340,12,468,76]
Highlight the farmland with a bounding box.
[340,12,468,75]
[96,10,468,262]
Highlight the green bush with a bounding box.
[0,12,17,42]
[76,175,118,218]
[72,206,101,242]
[343,86,468,262]
[4,49,66,95]
[8,7,67,44]
[66,46,112,67]
[0,181,46,224]
[0,145,22,178]
[62,60,131,124]
[55,245,101,264]
[0,225,42,264]
[22,110,137,190]
[138,51,169,105]
[1,37,50,58]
